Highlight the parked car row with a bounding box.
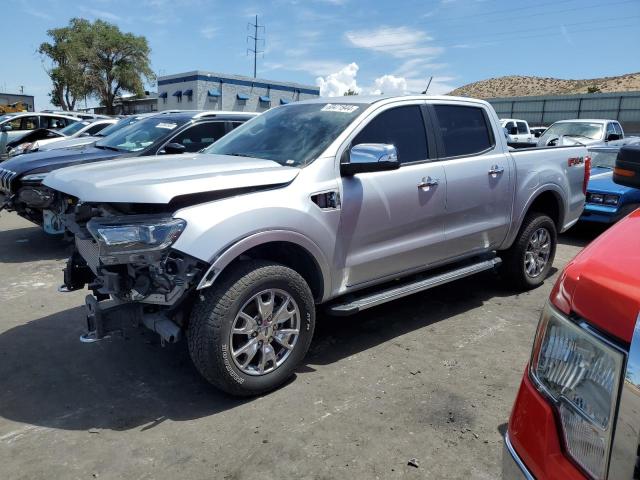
[0,110,256,233]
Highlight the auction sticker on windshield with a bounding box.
[155,123,178,130]
[321,104,359,113]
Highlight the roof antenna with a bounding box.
[422,76,433,94]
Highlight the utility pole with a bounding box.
[247,15,264,78]
[19,85,24,94]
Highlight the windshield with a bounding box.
[0,114,16,123]
[541,122,603,142]
[589,148,619,169]
[95,116,185,152]
[204,103,364,166]
[96,116,144,137]
[59,121,90,136]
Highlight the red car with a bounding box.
[503,147,640,480]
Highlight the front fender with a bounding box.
[195,229,332,301]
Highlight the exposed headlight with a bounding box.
[603,194,619,206]
[87,215,186,257]
[530,303,624,480]
[588,193,604,204]
[21,173,49,183]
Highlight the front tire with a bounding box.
[500,213,557,290]
[187,260,315,396]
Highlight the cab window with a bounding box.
[434,105,493,157]
[352,105,428,164]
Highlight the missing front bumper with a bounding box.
[82,294,182,344]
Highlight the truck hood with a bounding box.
[587,167,635,195]
[551,209,640,344]
[1,145,121,177]
[43,153,300,204]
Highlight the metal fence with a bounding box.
[487,91,640,135]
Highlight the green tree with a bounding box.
[587,85,601,94]
[39,18,155,114]
[343,88,358,96]
[38,19,93,110]
[86,20,155,114]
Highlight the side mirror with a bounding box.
[613,145,640,188]
[1,125,12,132]
[341,143,399,176]
[163,142,187,154]
[606,133,621,142]
[79,132,91,137]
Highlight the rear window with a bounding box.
[517,121,528,134]
[434,105,493,157]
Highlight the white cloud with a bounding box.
[200,26,218,39]
[345,26,443,58]
[265,59,347,76]
[370,75,407,95]
[316,63,360,97]
[78,7,123,22]
[315,63,459,97]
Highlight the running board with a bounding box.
[328,257,501,316]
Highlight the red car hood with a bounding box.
[551,209,640,344]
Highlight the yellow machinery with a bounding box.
[0,102,28,114]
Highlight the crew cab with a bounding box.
[45,95,589,396]
[503,145,640,480]
[501,118,536,148]
[0,110,256,233]
[537,119,632,148]
[581,145,640,224]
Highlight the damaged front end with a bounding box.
[63,203,206,344]
[0,169,71,234]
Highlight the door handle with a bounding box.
[488,165,504,176]
[417,176,439,189]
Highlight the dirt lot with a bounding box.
[0,212,605,480]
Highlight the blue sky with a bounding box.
[4,0,640,109]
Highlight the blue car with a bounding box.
[580,145,640,223]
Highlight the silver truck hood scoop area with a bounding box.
[44,153,300,204]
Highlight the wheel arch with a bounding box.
[502,187,565,250]
[197,230,330,303]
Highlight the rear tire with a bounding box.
[187,260,315,396]
[500,213,557,291]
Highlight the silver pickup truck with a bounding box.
[45,95,589,396]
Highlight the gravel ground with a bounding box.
[0,212,605,480]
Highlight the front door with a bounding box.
[336,104,447,289]
[431,103,512,260]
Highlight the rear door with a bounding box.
[338,102,447,288]
[429,102,512,260]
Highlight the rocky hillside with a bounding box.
[449,73,640,98]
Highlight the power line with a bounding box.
[247,15,265,78]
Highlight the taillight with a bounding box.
[583,155,591,195]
